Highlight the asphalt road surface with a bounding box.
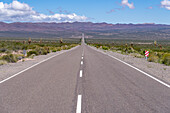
[0,43,170,113]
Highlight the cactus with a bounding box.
[125,43,128,47]
[159,45,162,50]
[28,38,32,45]
[23,40,26,44]
[60,38,63,44]
[154,40,157,46]
[40,38,42,44]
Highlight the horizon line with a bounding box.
[0,21,170,25]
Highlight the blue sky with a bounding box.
[1,0,170,24]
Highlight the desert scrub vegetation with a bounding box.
[0,54,18,63]
[0,38,79,65]
[0,60,7,65]
[86,39,170,66]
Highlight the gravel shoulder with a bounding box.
[0,46,79,81]
[91,46,170,84]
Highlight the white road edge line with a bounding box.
[81,61,83,65]
[0,46,79,84]
[76,95,82,113]
[80,70,83,77]
[90,46,170,88]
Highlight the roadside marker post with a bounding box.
[145,51,149,60]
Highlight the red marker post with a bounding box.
[145,51,149,60]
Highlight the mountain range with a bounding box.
[0,22,170,40]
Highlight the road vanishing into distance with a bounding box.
[0,40,170,113]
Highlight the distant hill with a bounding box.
[0,22,170,40]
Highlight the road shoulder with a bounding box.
[89,45,170,84]
[0,46,79,82]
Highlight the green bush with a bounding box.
[41,48,48,55]
[0,48,7,53]
[162,53,170,65]
[56,47,61,51]
[35,47,48,55]
[22,45,28,50]
[148,53,159,63]
[1,54,18,63]
[52,49,57,52]
[44,47,50,53]
[27,51,38,57]
[102,46,109,50]
[0,60,8,65]
[140,50,146,56]
[29,54,35,59]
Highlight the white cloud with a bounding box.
[161,0,170,10]
[0,1,87,22]
[121,0,135,9]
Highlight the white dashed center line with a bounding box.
[80,70,83,77]
[76,95,82,113]
[82,57,83,60]
[81,61,83,65]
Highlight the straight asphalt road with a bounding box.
[0,46,83,113]
[0,43,170,113]
[82,45,170,113]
